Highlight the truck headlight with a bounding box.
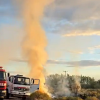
[0,83,6,86]
[26,92,30,95]
[2,90,6,93]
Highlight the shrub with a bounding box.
[53,97,67,100]
[85,96,99,100]
[66,97,83,100]
[97,93,100,99]
[30,91,51,100]
[53,97,83,100]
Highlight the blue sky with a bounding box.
[1,0,100,80]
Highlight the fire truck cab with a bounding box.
[8,74,40,99]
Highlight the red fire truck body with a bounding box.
[0,67,7,99]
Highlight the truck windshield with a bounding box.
[0,71,6,80]
[14,77,30,85]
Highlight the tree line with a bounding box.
[46,74,100,94]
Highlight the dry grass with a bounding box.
[27,90,100,100]
[29,91,51,100]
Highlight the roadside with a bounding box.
[4,97,20,100]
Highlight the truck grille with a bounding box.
[14,87,29,91]
[0,86,4,88]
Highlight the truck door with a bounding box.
[30,79,40,93]
[7,76,14,93]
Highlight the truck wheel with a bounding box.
[0,98,4,100]
[22,97,26,100]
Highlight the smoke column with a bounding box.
[22,0,53,92]
[70,52,81,95]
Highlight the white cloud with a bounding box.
[43,0,100,36]
[88,45,100,54]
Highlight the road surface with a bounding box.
[4,97,20,100]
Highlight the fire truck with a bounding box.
[0,66,40,100]
[0,66,7,100]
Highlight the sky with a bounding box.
[0,0,100,80]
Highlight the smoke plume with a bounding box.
[55,77,71,97]
[45,74,71,97]
[22,0,53,93]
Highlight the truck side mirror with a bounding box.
[8,73,10,77]
[32,79,34,84]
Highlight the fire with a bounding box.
[22,0,53,93]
